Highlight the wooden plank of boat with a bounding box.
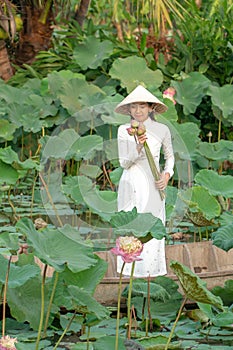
[94,241,233,305]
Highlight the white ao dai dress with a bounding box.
[117,117,174,277]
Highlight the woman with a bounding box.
[115,85,175,277]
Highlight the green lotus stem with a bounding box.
[144,141,165,201]
[127,261,135,339]
[35,264,48,350]
[115,262,125,350]
[2,256,12,337]
[52,311,77,350]
[165,297,187,350]
[43,271,59,337]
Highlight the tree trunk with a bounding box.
[74,0,91,27]
[0,40,14,81]
[14,5,53,65]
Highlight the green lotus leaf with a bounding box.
[58,78,105,115]
[0,84,27,104]
[211,280,233,306]
[7,274,53,330]
[212,224,233,252]
[195,169,233,198]
[0,146,40,172]
[172,72,210,115]
[110,207,166,240]
[0,255,40,288]
[62,175,93,204]
[208,84,233,118]
[68,285,110,319]
[41,129,80,160]
[0,119,17,141]
[7,103,44,132]
[79,164,102,179]
[69,134,103,161]
[170,121,201,160]
[59,255,107,295]
[109,56,163,91]
[122,276,182,301]
[197,141,231,161]
[170,260,224,310]
[179,186,221,220]
[64,175,117,219]
[0,160,18,185]
[94,336,125,350]
[47,70,85,96]
[16,218,97,273]
[73,36,114,70]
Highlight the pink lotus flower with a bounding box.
[0,336,17,350]
[163,87,176,105]
[111,236,143,263]
[126,127,136,136]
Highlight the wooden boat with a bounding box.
[94,241,233,305]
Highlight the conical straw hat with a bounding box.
[115,85,168,115]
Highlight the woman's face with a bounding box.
[129,102,152,122]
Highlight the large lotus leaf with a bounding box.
[0,120,17,141]
[208,84,233,118]
[101,112,129,126]
[0,231,19,253]
[79,164,102,179]
[0,84,27,104]
[62,175,93,204]
[104,139,119,165]
[24,94,58,118]
[58,78,105,115]
[7,275,53,330]
[0,254,40,288]
[170,260,224,310]
[122,276,181,301]
[68,285,110,320]
[0,146,40,172]
[0,160,18,185]
[109,56,163,91]
[110,207,166,240]
[211,280,233,306]
[63,175,117,219]
[197,140,232,161]
[47,70,85,96]
[59,255,107,295]
[157,98,178,122]
[171,72,210,115]
[16,218,97,273]
[41,129,80,160]
[212,224,233,252]
[73,36,114,70]
[68,134,103,161]
[195,169,233,198]
[93,336,125,350]
[170,121,201,160]
[179,186,221,220]
[7,103,44,132]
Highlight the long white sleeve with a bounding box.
[117,125,145,169]
[162,127,175,178]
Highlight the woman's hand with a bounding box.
[137,133,147,144]
[155,172,170,190]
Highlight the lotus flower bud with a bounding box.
[163,87,176,105]
[126,127,136,136]
[137,124,146,136]
[131,119,140,128]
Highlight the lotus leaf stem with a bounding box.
[115,262,125,350]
